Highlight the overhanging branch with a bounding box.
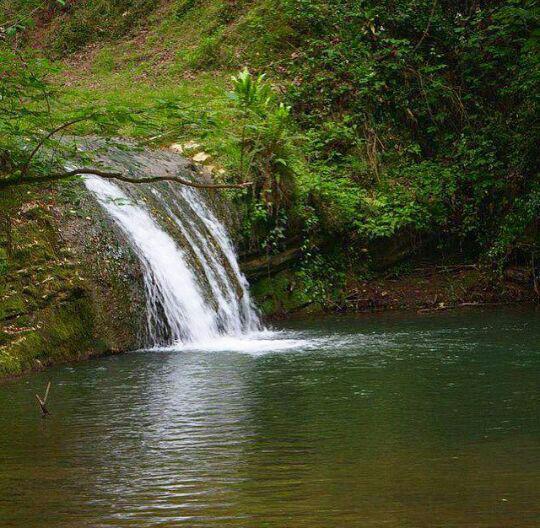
[20,116,96,176]
[0,167,253,190]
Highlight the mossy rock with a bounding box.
[252,271,313,316]
[0,181,145,379]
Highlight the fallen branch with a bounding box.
[411,264,480,275]
[0,168,253,190]
[12,107,251,190]
[35,381,51,418]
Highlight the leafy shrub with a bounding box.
[278,0,539,263]
[229,69,299,250]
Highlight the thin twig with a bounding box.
[43,381,51,404]
[413,0,438,52]
[20,116,94,176]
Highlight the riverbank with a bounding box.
[250,263,538,318]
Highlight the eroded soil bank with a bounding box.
[249,264,537,318]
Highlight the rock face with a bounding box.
[0,179,146,378]
[0,141,188,377]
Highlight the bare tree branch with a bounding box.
[0,167,253,190]
[413,0,437,53]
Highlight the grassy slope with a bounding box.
[48,1,283,112]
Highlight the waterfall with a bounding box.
[84,175,261,347]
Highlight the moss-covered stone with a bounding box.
[0,295,108,377]
[0,180,145,379]
[251,271,314,317]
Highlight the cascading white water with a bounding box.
[152,186,260,334]
[84,175,261,347]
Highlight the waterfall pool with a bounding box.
[1,307,539,527]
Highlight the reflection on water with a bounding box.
[1,308,539,527]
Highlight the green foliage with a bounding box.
[489,184,540,260]
[0,48,59,173]
[292,203,355,308]
[0,37,197,189]
[0,1,158,53]
[230,69,273,111]
[277,0,539,264]
[2,0,538,284]
[0,248,7,276]
[297,247,347,308]
[356,162,458,239]
[174,0,198,20]
[227,69,300,251]
[181,33,225,69]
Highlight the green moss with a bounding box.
[252,271,313,316]
[0,295,108,377]
[0,182,143,379]
[91,48,117,75]
[0,249,7,276]
[0,294,26,320]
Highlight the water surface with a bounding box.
[1,308,539,527]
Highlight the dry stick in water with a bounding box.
[35,381,51,418]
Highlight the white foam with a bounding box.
[152,330,310,355]
[146,329,366,356]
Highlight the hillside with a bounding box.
[2,0,539,319]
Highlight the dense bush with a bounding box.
[275,0,539,264]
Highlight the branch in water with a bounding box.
[35,381,51,418]
[0,168,253,190]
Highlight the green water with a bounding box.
[1,308,539,527]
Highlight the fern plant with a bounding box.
[229,69,296,221]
